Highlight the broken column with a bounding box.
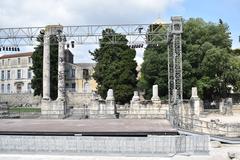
[131,91,140,102]
[190,87,202,117]
[105,89,116,115]
[219,99,225,114]
[225,98,233,115]
[151,85,161,104]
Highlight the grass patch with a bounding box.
[9,107,41,113]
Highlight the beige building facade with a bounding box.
[0,52,33,94]
[0,51,97,95]
[65,63,97,93]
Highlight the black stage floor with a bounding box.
[0,119,178,136]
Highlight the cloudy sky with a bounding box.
[0,0,239,63]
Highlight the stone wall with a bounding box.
[0,135,209,155]
[66,92,92,107]
[0,93,41,107]
[0,92,93,108]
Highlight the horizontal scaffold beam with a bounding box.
[0,23,170,46]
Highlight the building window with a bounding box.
[83,69,89,80]
[72,83,76,92]
[18,58,21,65]
[72,69,75,78]
[28,57,32,64]
[1,70,4,80]
[17,69,21,79]
[27,83,32,93]
[7,70,10,80]
[7,84,10,93]
[28,69,32,79]
[65,83,69,88]
[16,84,22,93]
[1,84,4,93]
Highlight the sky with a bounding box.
[0,0,239,63]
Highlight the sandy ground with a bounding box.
[0,144,239,160]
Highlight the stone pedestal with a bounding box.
[105,100,115,115]
[151,85,160,101]
[89,92,100,116]
[190,87,202,117]
[104,89,116,117]
[41,99,66,119]
[130,91,140,109]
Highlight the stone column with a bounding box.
[57,36,66,101]
[190,87,202,117]
[151,85,161,102]
[41,25,66,119]
[42,27,51,100]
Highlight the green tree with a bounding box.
[139,18,240,100]
[90,29,137,104]
[137,25,168,99]
[31,34,59,100]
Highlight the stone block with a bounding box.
[210,141,221,148]
[41,99,66,119]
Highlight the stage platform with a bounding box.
[0,119,178,136]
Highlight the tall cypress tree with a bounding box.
[31,34,58,100]
[90,29,137,104]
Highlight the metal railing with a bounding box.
[167,112,240,138]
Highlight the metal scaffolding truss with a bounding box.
[168,34,183,104]
[0,23,169,47]
[0,18,183,119]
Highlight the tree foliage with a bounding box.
[137,25,168,100]
[90,29,137,104]
[139,18,240,100]
[31,34,59,100]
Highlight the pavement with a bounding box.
[0,144,239,160]
[0,119,177,136]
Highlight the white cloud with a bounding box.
[0,0,184,26]
[0,0,184,63]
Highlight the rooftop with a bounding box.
[75,63,96,68]
[0,52,33,59]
